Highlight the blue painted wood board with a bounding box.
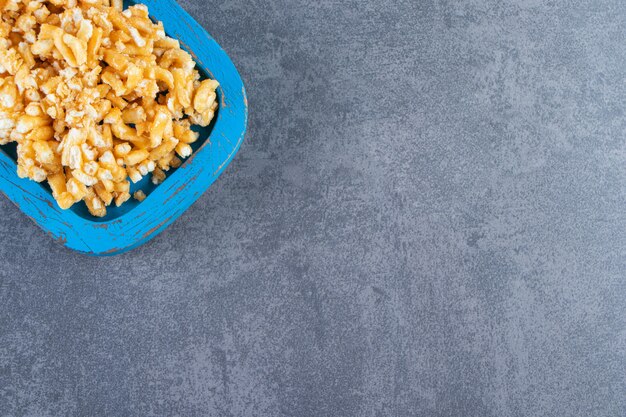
[0,0,248,255]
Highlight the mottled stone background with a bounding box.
[1,0,625,416]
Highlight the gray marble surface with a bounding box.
[1,0,625,416]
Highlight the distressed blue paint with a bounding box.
[0,0,248,255]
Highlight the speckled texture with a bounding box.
[0,0,625,416]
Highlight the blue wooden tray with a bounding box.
[0,0,248,255]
